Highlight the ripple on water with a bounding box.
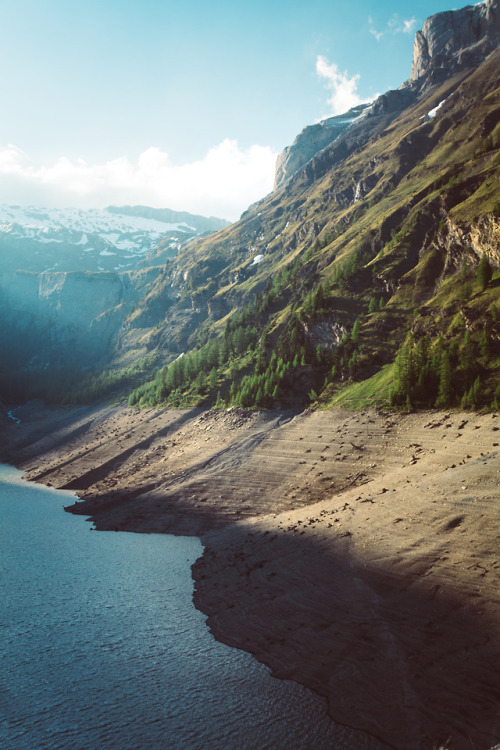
[0,464,389,750]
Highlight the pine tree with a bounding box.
[208,367,218,390]
[313,284,325,313]
[254,347,267,375]
[348,350,358,375]
[471,376,482,408]
[480,318,492,358]
[351,318,361,344]
[460,330,478,387]
[392,336,416,404]
[477,253,493,292]
[436,351,452,407]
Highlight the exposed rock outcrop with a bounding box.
[273,104,368,190]
[273,0,499,192]
[410,0,500,82]
[0,270,138,364]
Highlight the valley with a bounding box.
[2,1,500,748]
[2,3,498,416]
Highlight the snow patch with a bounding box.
[0,203,216,273]
[426,99,447,119]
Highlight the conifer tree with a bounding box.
[460,330,478,387]
[351,318,361,344]
[313,284,324,313]
[480,318,492,358]
[436,351,452,407]
[477,252,492,291]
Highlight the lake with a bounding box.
[0,463,386,749]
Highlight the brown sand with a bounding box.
[3,401,500,749]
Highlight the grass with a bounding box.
[324,364,395,409]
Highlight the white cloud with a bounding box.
[369,14,417,41]
[402,18,417,33]
[316,55,373,116]
[0,140,277,221]
[368,16,383,41]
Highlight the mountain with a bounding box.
[121,0,499,411]
[0,205,229,401]
[273,104,370,190]
[0,0,499,412]
[0,204,229,274]
[410,0,499,81]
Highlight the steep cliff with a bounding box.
[273,0,499,192]
[0,269,146,385]
[124,8,500,412]
[273,104,368,190]
[411,0,500,81]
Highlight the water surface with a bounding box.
[0,463,386,749]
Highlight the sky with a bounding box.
[0,0,465,221]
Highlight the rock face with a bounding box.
[274,0,499,191]
[410,0,500,81]
[0,270,136,364]
[273,104,368,190]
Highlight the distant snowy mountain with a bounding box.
[0,205,229,273]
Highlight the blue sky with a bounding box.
[0,0,463,219]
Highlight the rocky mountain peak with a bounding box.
[410,0,499,82]
[273,104,369,191]
[273,1,499,193]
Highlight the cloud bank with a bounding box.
[316,55,373,116]
[0,140,277,221]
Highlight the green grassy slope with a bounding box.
[127,51,499,412]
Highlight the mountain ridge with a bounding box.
[274,0,499,193]
[0,203,229,274]
[122,3,499,414]
[2,7,500,746]
[0,0,499,415]
[410,0,500,81]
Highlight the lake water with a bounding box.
[0,463,386,749]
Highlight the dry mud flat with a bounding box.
[4,402,500,749]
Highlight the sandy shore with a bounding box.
[3,401,500,749]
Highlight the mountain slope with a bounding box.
[0,205,229,402]
[1,0,499,412]
[126,12,500,413]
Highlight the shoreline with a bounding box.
[3,401,500,749]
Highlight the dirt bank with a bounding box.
[3,401,500,749]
